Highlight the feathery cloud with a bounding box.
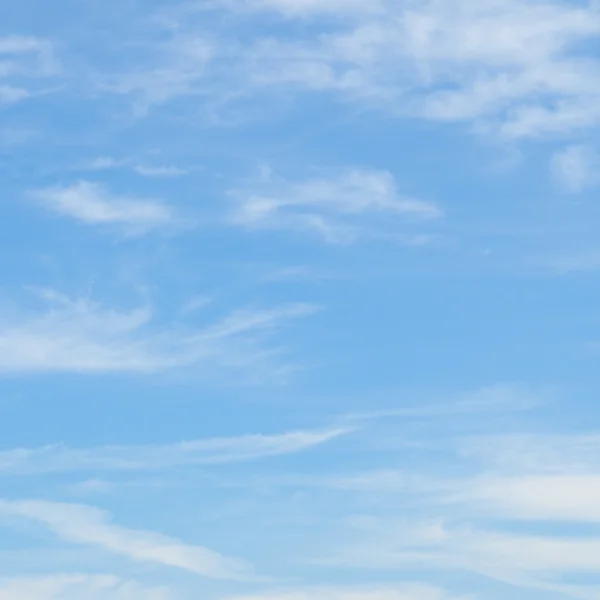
[0,574,170,600]
[0,428,350,474]
[138,0,600,139]
[552,145,600,192]
[0,500,250,580]
[106,36,214,115]
[309,426,600,597]
[0,35,58,106]
[87,157,188,178]
[32,182,174,233]
[230,168,441,243]
[215,0,384,17]
[0,290,318,375]
[243,0,600,137]
[224,583,469,600]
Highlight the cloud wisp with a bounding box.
[32,182,176,234]
[105,36,214,116]
[551,145,600,193]
[0,428,350,475]
[229,168,442,243]
[0,500,250,580]
[0,574,171,600]
[223,583,468,600]
[87,157,189,178]
[0,577,468,600]
[241,0,600,138]
[104,0,600,139]
[0,35,57,106]
[305,428,600,599]
[0,290,318,375]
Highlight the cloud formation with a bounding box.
[32,182,175,233]
[0,290,318,375]
[115,0,600,140]
[0,500,250,580]
[230,168,441,243]
[0,574,170,600]
[0,428,349,474]
[552,145,600,192]
[307,428,600,598]
[0,35,57,106]
[224,583,468,600]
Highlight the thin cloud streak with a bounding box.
[230,168,441,243]
[224,583,468,600]
[0,574,171,600]
[0,290,319,375]
[0,428,351,474]
[32,182,174,233]
[0,500,251,580]
[124,0,600,138]
[552,145,600,193]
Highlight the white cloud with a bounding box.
[243,0,600,137]
[457,432,600,474]
[346,383,544,422]
[327,517,600,599]
[106,36,213,115]
[88,157,129,170]
[0,85,30,104]
[0,428,349,474]
[224,583,468,600]
[32,182,174,233]
[0,36,54,64]
[133,165,188,178]
[460,474,600,522]
[216,0,384,18]
[87,158,188,178]
[541,249,600,274]
[143,0,600,138]
[230,168,441,243]
[0,290,318,375]
[0,500,250,580]
[311,427,600,598]
[0,36,57,105]
[446,433,600,523]
[552,145,600,192]
[0,574,170,600]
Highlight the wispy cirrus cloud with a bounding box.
[344,383,545,423]
[119,0,600,139]
[0,289,318,376]
[87,157,189,178]
[552,145,600,193]
[329,518,600,600]
[213,0,384,18]
[457,474,600,523]
[0,574,171,600]
[0,500,250,580]
[105,36,214,115]
[0,35,58,105]
[133,165,189,178]
[224,583,469,600]
[229,168,442,243]
[0,428,350,474]
[32,182,175,233]
[302,427,600,599]
[0,36,56,72]
[243,0,600,138]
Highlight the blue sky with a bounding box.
[3,0,600,598]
